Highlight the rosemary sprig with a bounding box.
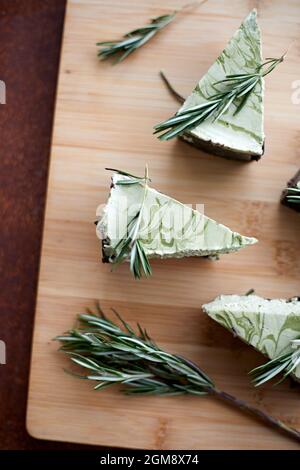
[250,339,300,387]
[56,307,300,444]
[285,186,300,205]
[97,12,177,63]
[154,56,285,141]
[106,167,152,279]
[97,2,205,64]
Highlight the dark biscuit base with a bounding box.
[180,133,264,162]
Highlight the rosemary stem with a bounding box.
[131,165,149,242]
[209,387,300,444]
[179,0,209,14]
[159,71,185,104]
[180,355,300,444]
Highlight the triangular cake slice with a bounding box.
[179,9,264,161]
[96,170,257,277]
[202,294,300,380]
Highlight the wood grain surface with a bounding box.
[27,0,300,449]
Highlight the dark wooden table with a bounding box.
[0,0,102,450]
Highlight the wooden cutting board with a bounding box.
[27,0,300,449]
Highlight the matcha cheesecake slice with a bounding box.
[96,169,257,278]
[281,169,300,213]
[155,10,265,161]
[203,294,300,383]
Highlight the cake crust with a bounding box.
[180,134,265,161]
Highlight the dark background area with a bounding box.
[0,0,102,450]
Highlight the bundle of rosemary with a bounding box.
[56,307,300,444]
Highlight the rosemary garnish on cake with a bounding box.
[250,339,300,387]
[56,306,300,444]
[285,186,300,205]
[154,56,285,141]
[281,170,300,212]
[104,167,152,279]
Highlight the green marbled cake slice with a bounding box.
[180,9,264,161]
[202,294,300,379]
[97,174,257,262]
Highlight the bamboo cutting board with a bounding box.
[27,0,300,449]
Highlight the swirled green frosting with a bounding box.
[203,294,300,379]
[97,174,257,260]
[180,9,264,159]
